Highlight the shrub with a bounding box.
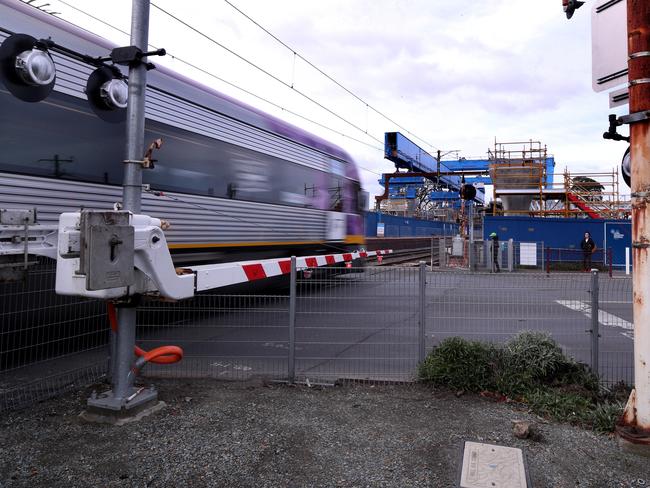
[419,332,621,432]
[503,331,566,381]
[418,337,499,392]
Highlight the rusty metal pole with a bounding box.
[617,0,650,452]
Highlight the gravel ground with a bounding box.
[0,379,648,488]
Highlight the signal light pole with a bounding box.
[85,0,159,418]
[616,0,650,454]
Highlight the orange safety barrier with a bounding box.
[106,302,183,365]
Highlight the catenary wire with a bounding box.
[222,0,441,153]
[149,2,384,149]
[50,0,384,175]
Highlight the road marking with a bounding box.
[556,300,633,340]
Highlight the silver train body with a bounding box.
[0,0,365,264]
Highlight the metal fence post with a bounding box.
[418,261,426,363]
[507,239,514,272]
[590,269,600,376]
[288,256,296,383]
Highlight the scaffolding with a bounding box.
[490,140,630,219]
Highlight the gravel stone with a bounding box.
[0,379,648,487]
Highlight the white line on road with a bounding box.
[556,300,634,340]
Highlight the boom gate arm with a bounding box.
[1,209,391,300]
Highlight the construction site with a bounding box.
[369,135,631,265]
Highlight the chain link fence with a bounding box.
[0,259,635,411]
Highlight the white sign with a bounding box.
[592,0,628,93]
[519,242,537,267]
[377,222,385,237]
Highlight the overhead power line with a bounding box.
[48,0,385,175]
[150,2,384,149]
[222,0,440,153]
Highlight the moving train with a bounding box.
[0,0,365,265]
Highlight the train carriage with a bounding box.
[0,0,365,265]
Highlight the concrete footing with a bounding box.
[80,400,166,426]
[80,386,164,425]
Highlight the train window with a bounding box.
[0,87,356,211]
[0,89,124,184]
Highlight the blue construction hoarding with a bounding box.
[365,212,458,237]
[484,216,631,267]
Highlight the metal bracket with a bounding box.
[603,114,630,142]
[619,111,650,125]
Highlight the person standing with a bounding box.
[490,232,500,273]
[580,231,596,271]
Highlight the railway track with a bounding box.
[371,247,439,266]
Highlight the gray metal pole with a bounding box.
[288,256,296,383]
[114,0,151,402]
[590,269,600,376]
[468,203,474,271]
[122,0,150,213]
[438,237,445,268]
[418,261,426,362]
[430,235,433,268]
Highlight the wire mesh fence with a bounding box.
[596,276,634,385]
[545,247,612,275]
[0,258,108,411]
[426,271,592,364]
[0,259,635,412]
[294,266,421,383]
[136,293,290,381]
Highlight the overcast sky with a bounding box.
[34,0,630,198]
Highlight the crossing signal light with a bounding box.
[622,146,631,188]
[459,184,476,201]
[562,0,584,19]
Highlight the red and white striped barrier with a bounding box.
[191,249,392,291]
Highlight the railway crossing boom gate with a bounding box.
[0,207,391,415]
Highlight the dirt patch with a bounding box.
[0,380,647,487]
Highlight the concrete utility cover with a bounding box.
[459,441,529,488]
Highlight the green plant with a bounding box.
[418,337,499,392]
[588,402,624,433]
[524,389,592,424]
[503,331,566,381]
[419,332,624,432]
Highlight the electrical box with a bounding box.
[79,211,134,291]
[452,235,464,257]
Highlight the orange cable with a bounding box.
[107,302,183,365]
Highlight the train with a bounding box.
[0,0,365,266]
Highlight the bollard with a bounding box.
[438,237,446,268]
[418,261,426,363]
[288,256,296,383]
[590,269,600,376]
